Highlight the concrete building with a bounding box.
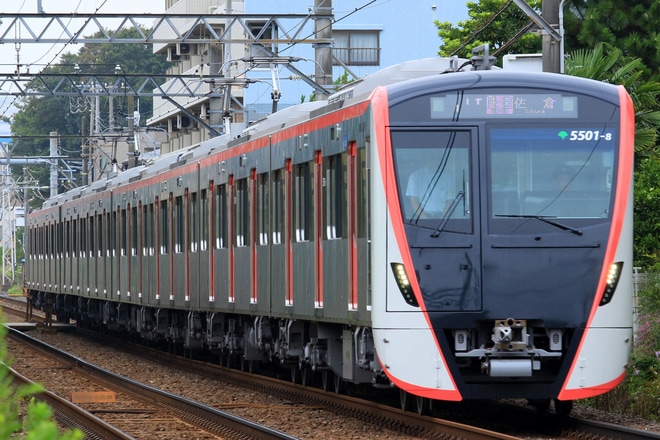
[146,0,467,154]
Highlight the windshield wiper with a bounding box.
[496,214,583,236]
[430,191,465,238]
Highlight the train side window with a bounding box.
[160,199,169,255]
[42,225,47,259]
[89,215,95,257]
[45,224,50,259]
[294,162,313,242]
[149,204,155,255]
[215,184,227,249]
[200,189,208,251]
[65,220,70,258]
[81,217,87,258]
[120,208,127,257]
[43,225,47,259]
[72,219,78,258]
[96,214,103,257]
[175,195,184,253]
[109,211,116,257]
[110,211,116,257]
[257,173,269,245]
[324,153,347,239]
[272,169,284,245]
[235,178,249,247]
[142,205,149,256]
[131,206,138,256]
[190,192,198,253]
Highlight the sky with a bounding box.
[0,0,165,138]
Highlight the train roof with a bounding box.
[36,58,489,209]
[239,57,474,139]
[328,57,473,104]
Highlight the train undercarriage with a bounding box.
[30,291,380,391]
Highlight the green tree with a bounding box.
[435,0,541,60]
[564,43,660,156]
[633,158,660,267]
[0,311,83,439]
[9,27,169,207]
[569,0,660,79]
[564,43,660,267]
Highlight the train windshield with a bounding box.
[391,130,472,234]
[489,125,617,232]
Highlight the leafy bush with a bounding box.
[0,311,83,439]
[587,268,660,419]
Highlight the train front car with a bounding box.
[370,71,634,412]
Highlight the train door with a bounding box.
[390,128,482,312]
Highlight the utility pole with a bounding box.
[314,0,333,100]
[541,0,561,73]
[49,132,58,198]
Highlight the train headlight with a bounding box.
[390,263,419,307]
[600,262,623,306]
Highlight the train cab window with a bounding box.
[190,192,198,252]
[257,173,269,246]
[294,162,313,242]
[235,178,250,247]
[160,199,169,255]
[175,196,184,253]
[200,190,208,251]
[392,130,472,234]
[489,126,616,234]
[272,169,284,245]
[324,154,347,239]
[214,184,228,249]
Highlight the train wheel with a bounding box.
[528,399,551,412]
[554,399,573,416]
[415,396,429,415]
[221,351,233,368]
[301,366,312,386]
[333,374,344,394]
[321,371,331,391]
[399,390,411,411]
[290,364,299,384]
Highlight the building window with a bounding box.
[333,30,380,66]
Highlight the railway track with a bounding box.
[5,323,298,440]
[4,295,660,440]
[9,367,133,440]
